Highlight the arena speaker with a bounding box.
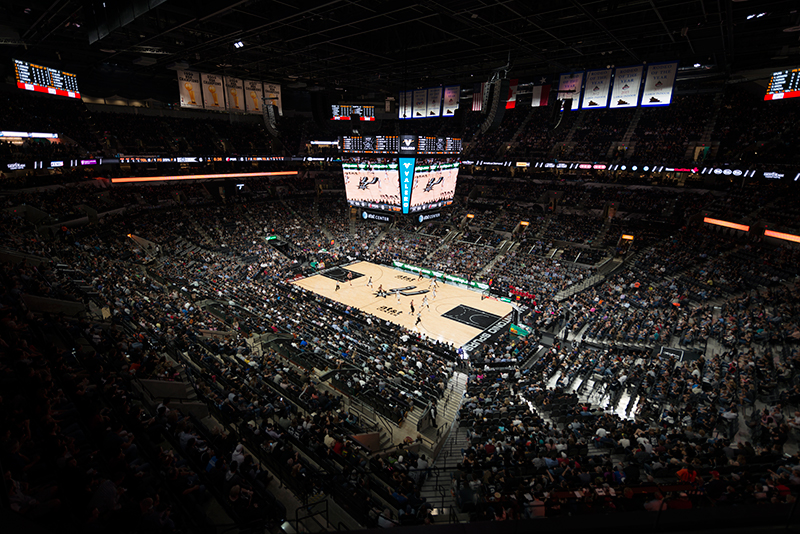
[479,79,510,134]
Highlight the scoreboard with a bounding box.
[14,59,80,99]
[331,104,376,121]
[765,68,800,101]
[340,135,461,155]
[340,135,399,154]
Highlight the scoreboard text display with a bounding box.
[765,68,800,101]
[14,59,80,99]
[331,104,376,121]
[340,136,461,155]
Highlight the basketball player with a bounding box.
[367,276,373,289]
[422,295,429,310]
[377,284,386,297]
[410,300,415,314]
[347,272,353,286]
[415,311,422,326]
[432,287,437,300]
[335,281,340,292]
[396,291,401,303]
[417,271,424,281]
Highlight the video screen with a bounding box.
[14,59,80,99]
[764,68,800,101]
[409,157,459,212]
[342,157,401,212]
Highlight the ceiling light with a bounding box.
[693,63,701,67]
[234,41,244,48]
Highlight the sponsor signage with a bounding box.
[417,211,441,223]
[0,131,58,139]
[7,162,26,170]
[362,210,392,223]
[392,260,489,291]
[399,135,417,153]
[399,157,416,214]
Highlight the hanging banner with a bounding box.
[472,82,485,112]
[641,61,678,107]
[505,79,519,109]
[178,70,203,109]
[243,80,264,114]
[557,72,583,110]
[264,83,283,116]
[443,85,460,116]
[224,76,244,111]
[581,68,612,109]
[531,76,551,107]
[609,65,643,108]
[426,87,442,117]
[201,73,225,110]
[398,90,413,119]
[412,89,427,118]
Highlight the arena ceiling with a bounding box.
[0,0,799,100]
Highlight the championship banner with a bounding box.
[443,85,459,116]
[412,89,427,118]
[641,61,678,107]
[223,76,244,111]
[398,90,413,119]
[581,69,612,109]
[472,83,485,111]
[178,70,203,109]
[609,65,643,108]
[557,72,583,110]
[264,83,283,116]
[201,73,225,110]
[505,79,519,109]
[426,87,442,117]
[531,77,551,107]
[243,80,264,114]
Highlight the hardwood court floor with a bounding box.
[292,261,512,347]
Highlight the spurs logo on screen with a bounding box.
[423,176,444,192]
[358,176,379,190]
[403,139,413,146]
[408,158,459,213]
[342,157,401,212]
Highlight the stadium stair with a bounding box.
[367,227,390,254]
[419,425,470,523]
[622,106,645,143]
[476,251,503,277]
[533,214,553,238]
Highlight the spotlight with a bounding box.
[234,41,244,48]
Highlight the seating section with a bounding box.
[4,82,800,532]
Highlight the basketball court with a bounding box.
[291,261,513,347]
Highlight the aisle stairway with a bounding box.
[419,426,470,523]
